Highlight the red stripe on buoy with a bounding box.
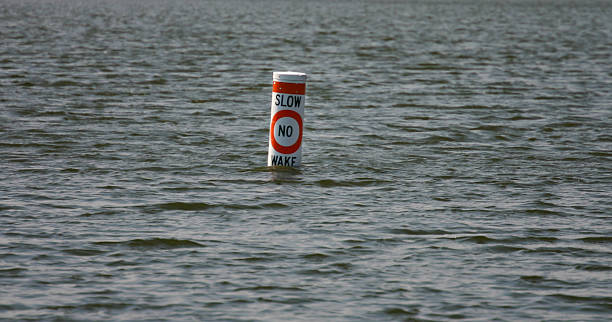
[273,81,305,95]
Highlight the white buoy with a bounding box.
[267,71,307,167]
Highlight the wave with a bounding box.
[94,238,205,250]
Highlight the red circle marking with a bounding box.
[270,110,303,155]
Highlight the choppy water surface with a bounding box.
[1,0,611,320]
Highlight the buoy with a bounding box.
[268,71,307,167]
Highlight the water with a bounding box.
[1,0,611,320]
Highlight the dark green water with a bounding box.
[1,0,611,320]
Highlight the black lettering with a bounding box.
[278,156,284,165]
[287,95,294,107]
[275,94,302,109]
[294,96,301,107]
[278,125,286,137]
[278,125,294,137]
[271,155,297,167]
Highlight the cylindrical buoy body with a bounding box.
[268,71,307,167]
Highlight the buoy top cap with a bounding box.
[273,71,307,83]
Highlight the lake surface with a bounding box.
[1,0,611,320]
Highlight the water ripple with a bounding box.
[1,0,610,320]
